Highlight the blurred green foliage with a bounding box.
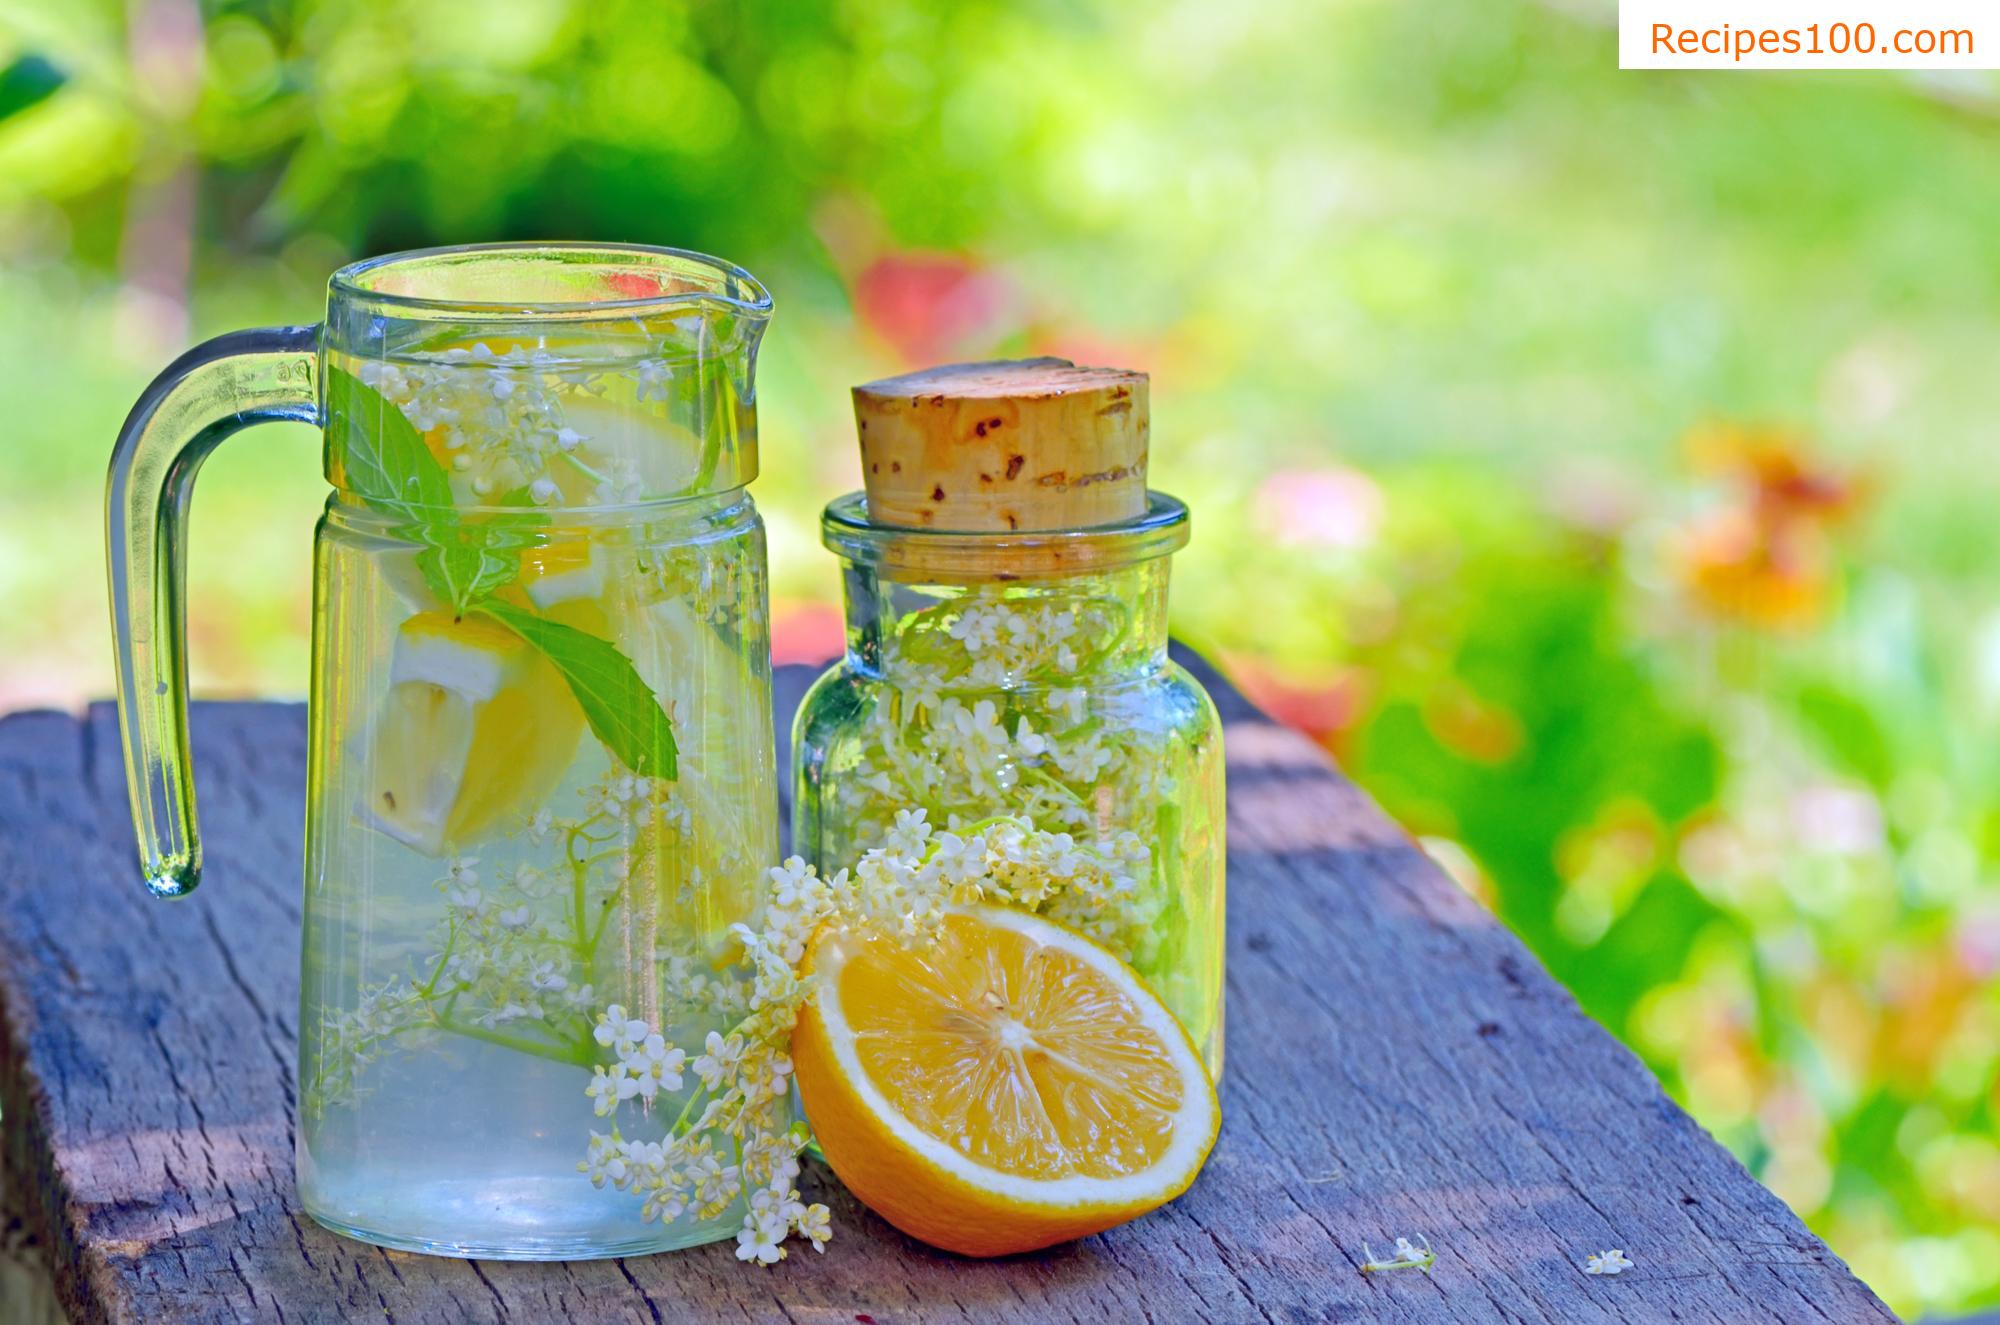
[3,0,1999,1313]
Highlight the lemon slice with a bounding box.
[357,611,584,855]
[794,905,1219,1256]
[549,394,704,503]
[516,538,611,634]
[520,540,606,610]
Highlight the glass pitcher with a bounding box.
[106,244,782,1259]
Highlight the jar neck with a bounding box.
[840,559,1172,685]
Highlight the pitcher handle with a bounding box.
[105,325,321,897]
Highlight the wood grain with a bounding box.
[0,657,1898,1324]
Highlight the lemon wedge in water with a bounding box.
[550,394,706,503]
[358,611,584,856]
[516,539,609,631]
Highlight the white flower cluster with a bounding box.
[304,976,431,1109]
[827,588,1178,974]
[1585,1248,1634,1276]
[585,1004,688,1113]
[835,809,1153,958]
[579,811,1140,1266]
[433,853,607,1027]
[944,600,1084,686]
[842,651,1135,831]
[579,1033,822,1264]
[356,344,666,507]
[307,767,702,1119]
[692,546,768,634]
[309,844,612,1117]
[577,920,820,1260]
[587,772,693,837]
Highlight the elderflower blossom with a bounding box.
[305,762,727,1121]
[1360,1235,1437,1274]
[620,1034,687,1099]
[594,1006,651,1052]
[353,342,711,508]
[735,1216,785,1265]
[692,1031,746,1091]
[796,1202,833,1252]
[585,1066,642,1116]
[1585,1248,1634,1276]
[574,813,1148,1265]
[814,584,1192,986]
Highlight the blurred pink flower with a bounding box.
[1958,904,2000,978]
[1254,466,1383,549]
[1224,654,1365,751]
[853,253,1018,366]
[1789,785,1884,856]
[771,601,845,667]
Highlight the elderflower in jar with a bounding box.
[790,360,1226,1070]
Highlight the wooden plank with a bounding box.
[0,658,1897,1324]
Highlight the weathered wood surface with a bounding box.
[0,654,1896,1324]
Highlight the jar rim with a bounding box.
[821,490,1189,581]
[329,243,773,322]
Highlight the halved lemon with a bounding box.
[794,905,1219,1257]
[356,611,584,855]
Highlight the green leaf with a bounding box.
[414,492,546,610]
[0,57,64,124]
[421,541,517,608]
[325,365,454,512]
[1795,683,1893,789]
[476,600,678,780]
[327,367,543,611]
[415,517,539,609]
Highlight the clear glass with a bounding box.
[791,493,1226,1072]
[106,244,781,1259]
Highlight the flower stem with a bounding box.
[431,1014,595,1067]
[418,917,460,997]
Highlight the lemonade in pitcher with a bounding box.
[107,246,791,1258]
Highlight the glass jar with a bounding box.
[106,244,788,1259]
[791,492,1225,1072]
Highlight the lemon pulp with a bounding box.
[840,911,1187,1179]
[357,611,583,855]
[794,906,1218,1256]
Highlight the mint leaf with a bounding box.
[415,494,545,610]
[416,519,539,609]
[328,367,544,611]
[476,600,678,780]
[325,365,453,511]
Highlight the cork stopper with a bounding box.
[852,358,1149,533]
